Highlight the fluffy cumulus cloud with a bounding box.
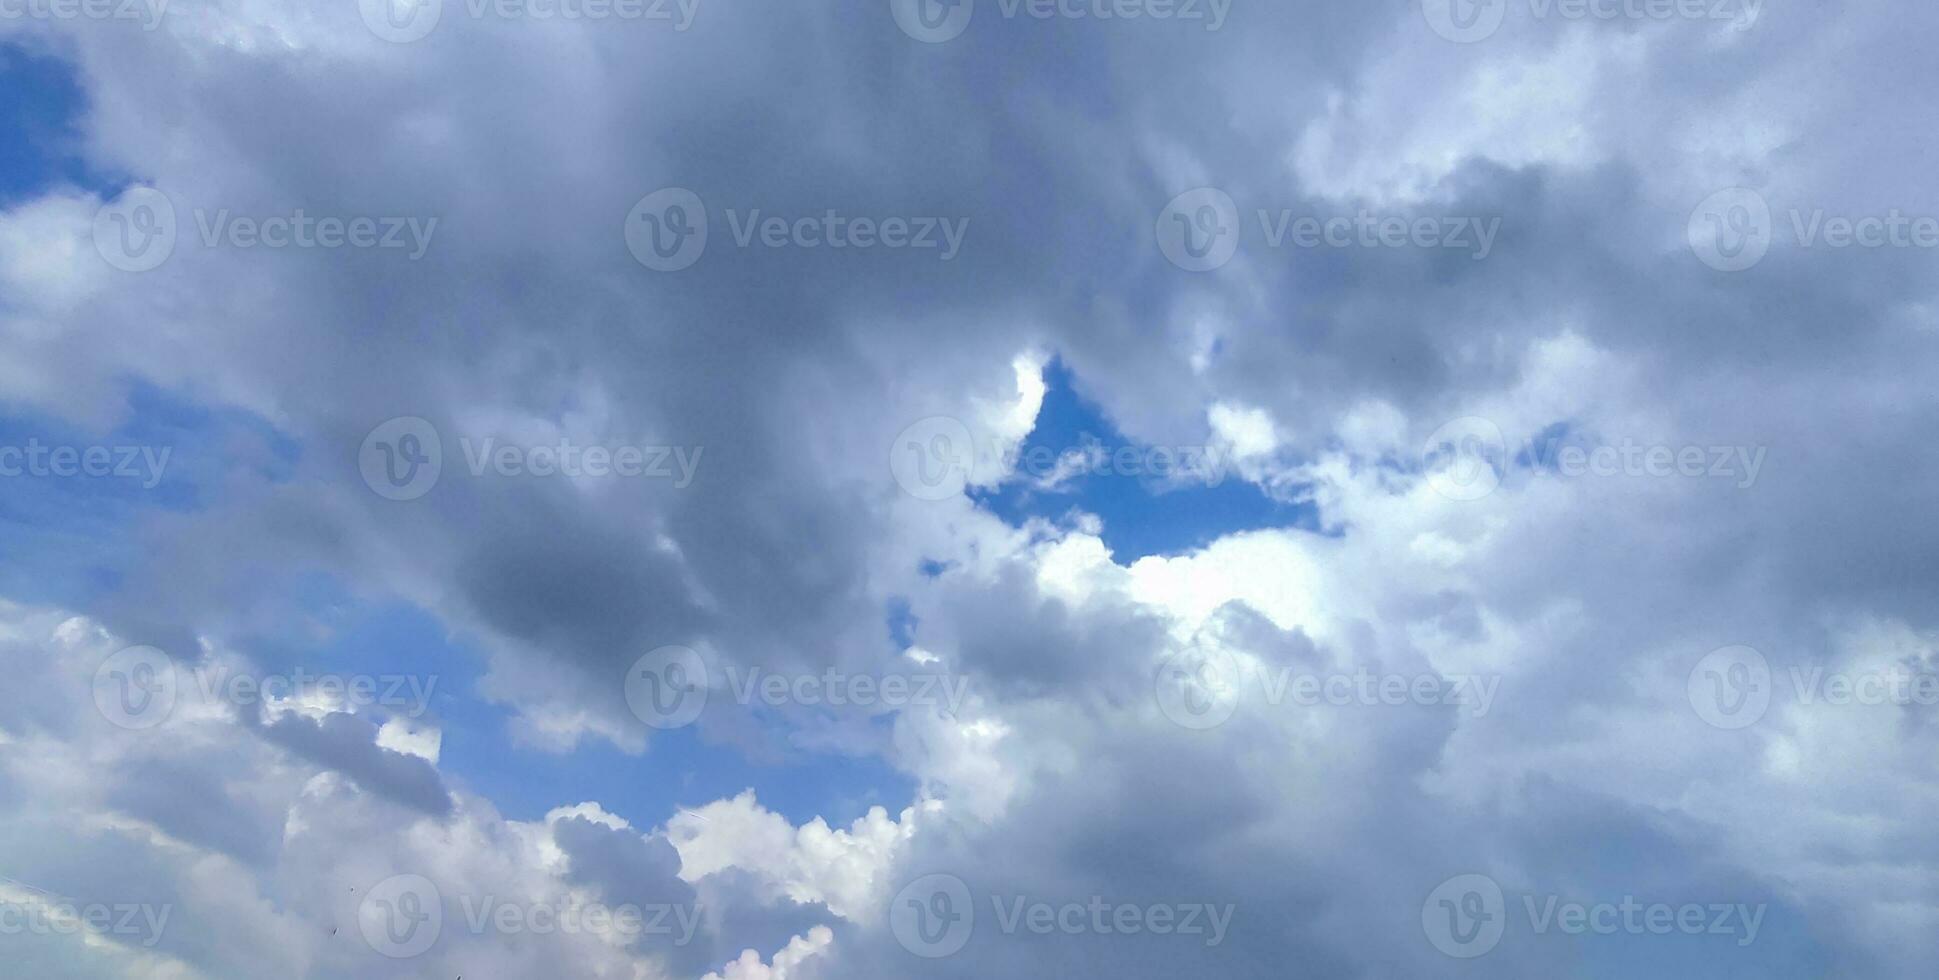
[1,0,1936,976]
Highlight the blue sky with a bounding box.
[968,358,1314,561]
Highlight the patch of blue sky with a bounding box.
[0,42,119,205]
[0,383,293,606]
[294,594,913,829]
[968,359,1315,561]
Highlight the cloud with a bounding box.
[3,0,1938,976]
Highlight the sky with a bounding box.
[1,0,1937,977]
